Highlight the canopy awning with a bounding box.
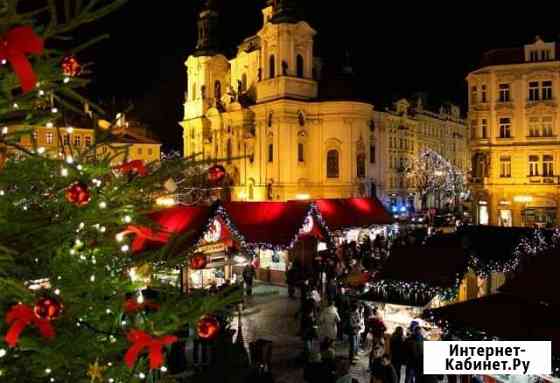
[499,248,560,305]
[314,198,394,230]
[361,245,467,306]
[423,294,560,354]
[221,201,318,247]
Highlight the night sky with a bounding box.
[84,1,560,151]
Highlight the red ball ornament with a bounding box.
[65,182,91,206]
[190,254,207,270]
[34,297,63,320]
[61,55,81,77]
[207,165,226,183]
[197,316,220,340]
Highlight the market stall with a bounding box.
[360,244,467,338]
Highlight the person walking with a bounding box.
[347,302,362,363]
[319,302,340,344]
[371,354,398,383]
[286,263,298,299]
[242,264,256,297]
[404,325,424,383]
[389,326,406,383]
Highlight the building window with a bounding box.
[499,84,510,102]
[268,112,273,128]
[370,145,375,164]
[268,143,273,163]
[357,153,366,178]
[471,120,477,139]
[529,117,540,137]
[148,148,153,156]
[84,136,91,146]
[296,54,304,78]
[543,155,554,176]
[269,55,275,78]
[529,81,539,101]
[543,116,553,136]
[481,85,487,103]
[191,127,195,139]
[63,134,70,145]
[471,86,478,103]
[542,80,553,100]
[369,120,375,132]
[500,156,511,178]
[326,149,339,178]
[137,147,143,155]
[530,51,538,62]
[192,82,197,101]
[226,139,232,164]
[73,135,81,146]
[298,143,304,162]
[529,155,539,176]
[46,132,53,144]
[499,118,511,138]
[481,118,488,138]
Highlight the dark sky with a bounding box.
[84,1,560,151]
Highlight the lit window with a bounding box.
[529,155,539,176]
[542,116,553,137]
[499,84,510,102]
[63,134,70,145]
[499,118,511,138]
[543,155,554,176]
[529,81,539,101]
[500,156,511,178]
[471,86,478,103]
[46,132,53,145]
[481,85,487,103]
[148,148,153,156]
[481,119,488,139]
[542,80,553,100]
[84,136,92,147]
[327,149,339,178]
[137,147,142,155]
[529,117,540,137]
[73,135,81,146]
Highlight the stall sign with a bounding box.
[203,219,222,243]
[197,242,227,254]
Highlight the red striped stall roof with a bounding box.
[314,198,393,230]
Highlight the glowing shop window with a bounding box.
[479,205,489,225]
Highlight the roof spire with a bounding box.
[193,0,220,57]
[270,0,301,24]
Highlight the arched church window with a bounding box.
[214,81,221,100]
[297,54,304,78]
[357,153,366,178]
[269,55,275,78]
[327,150,339,178]
[282,60,288,76]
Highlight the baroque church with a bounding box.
[182,0,380,201]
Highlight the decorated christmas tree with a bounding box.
[0,1,239,382]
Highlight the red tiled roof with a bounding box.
[314,198,393,230]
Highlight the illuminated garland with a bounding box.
[424,314,560,377]
[364,277,461,307]
[469,228,560,277]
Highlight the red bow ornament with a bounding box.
[0,27,44,93]
[123,299,160,314]
[4,304,55,347]
[118,225,169,253]
[124,329,177,369]
[113,160,148,177]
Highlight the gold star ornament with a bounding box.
[87,359,107,383]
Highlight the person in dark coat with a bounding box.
[404,326,424,383]
[390,326,406,382]
[371,354,398,383]
[286,264,298,299]
[242,264,256,296]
